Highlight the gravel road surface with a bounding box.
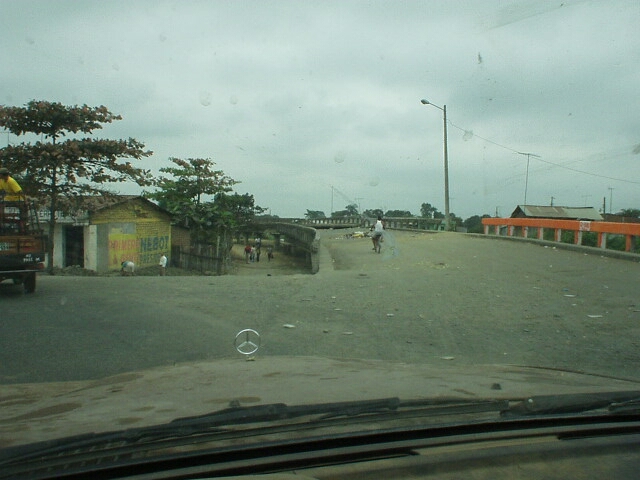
[1,231,638,384]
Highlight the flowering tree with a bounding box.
[0,100,154,272]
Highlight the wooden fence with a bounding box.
[171,244,224,275]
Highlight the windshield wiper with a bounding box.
[3,393,640,476]
[171,396,403,426]
[504,390,640,416]
[0,397,508,466]
[4,392,640,466]
[171,396,508,426]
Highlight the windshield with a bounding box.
[1,0,639,457]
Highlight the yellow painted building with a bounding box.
[50,196,173,273]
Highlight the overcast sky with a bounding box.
[2,0,639,219]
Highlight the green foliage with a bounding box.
[420,202,441,218]
[463,215,489,233]
[305,209,326,219]
[616,208,640,218]
[385,209,413,217]
[449,213,463,228]
[345,204,359,216]
[149,157,237,208]
[146,157,239,243]
[605,235,629,252]
[332,204,359,218]
[362,208,383,218]
[257,213,280,220]
[214,192,265,228]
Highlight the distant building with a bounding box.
[602,213,640,224]
[43,196,173,273]
[510,205,603,221]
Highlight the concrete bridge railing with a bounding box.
[251,216,447,273]
[482,217,640,252]
[251,221,321,273]
[269,216,446,231]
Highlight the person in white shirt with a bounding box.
[371,216,384,253]
[159,253,167,276]
[121,260,135,276]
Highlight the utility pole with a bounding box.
[330,186,334,217]
[550,196,555,206]
[608,187,614,214]
[517,152,540,205]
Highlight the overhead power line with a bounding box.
[447,121,640,185]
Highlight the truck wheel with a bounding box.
[24,273,36,294]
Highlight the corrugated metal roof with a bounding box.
[511,205,603,221]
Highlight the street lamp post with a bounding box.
[421,99,450,231]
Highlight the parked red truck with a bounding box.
[0,199,46,293]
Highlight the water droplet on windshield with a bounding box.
[334,151,346,163]
[368,177,380,187]
[199,91,212,106]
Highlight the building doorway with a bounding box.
[64,226,84,268]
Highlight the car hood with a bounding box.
[2,355,639,448]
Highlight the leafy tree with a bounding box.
[146,158,245,273]
[420,202,442,218]
[362,208,383,218]
[385,209,413,217]
[449,213,463,229]
[616,208,640,218]
[211,193,265,253]
[149,157,237,209]
[462,214,490,233]
[331,204,359,218]
[305,209,326,219]
[0,100,153,272]
[345,204,359,216]
[146,157,237,240]
[214,192,265,228]
[257,213,280,220]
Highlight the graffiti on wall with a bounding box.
[109,231,138,269]
[138,234,170,265]
[109,227,171,270]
